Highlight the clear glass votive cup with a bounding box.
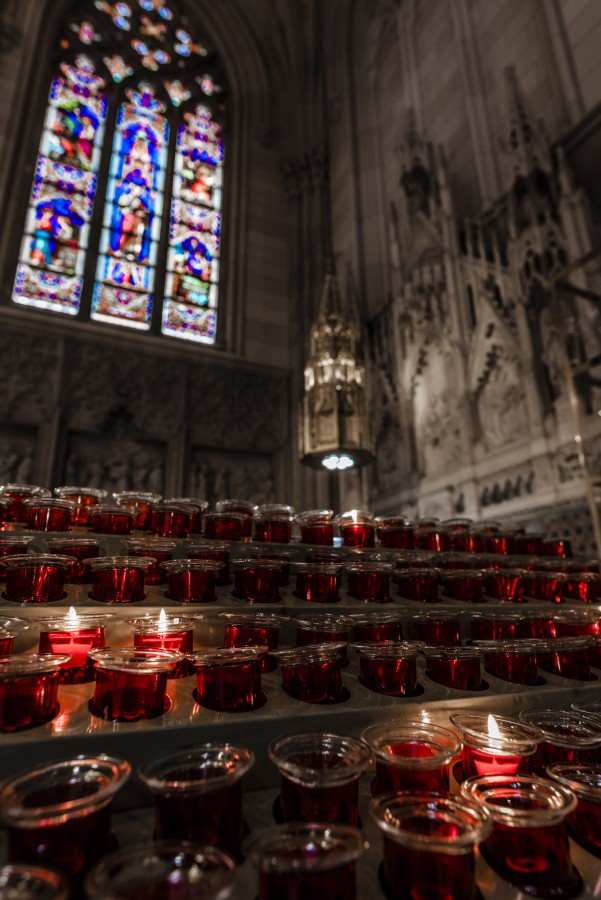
[272,644,345,703]
[472,639,540,684]
[89,648,182,720]
[424,647,483,691]
[552,608,601,637]
[353,641,421,695]
[410,612,461,646]
[220,611,287,672]
[162,559,224,603]
[131,615,194,678]
[122,537,177,584]
[204,512,246,542]
[22,499,75,532]
[186,540,231,585]
[37,613,108,683]
[253,515,293,544]
[362,721,461,795]
[88,505,135,536]
[546,763,601,858]
[0,864,69,899]
[232,560,282,603]
[113,491,161,529]
[395,567,440,602]
[45,537,101,583]
[0,535,34,583]
[0,756,131,882]
[245,823,364,900]
[2,554,73,603]
[337,510,376,548]
[377,520,416,550]
[245,546,293,586]
[512,613,555,640]
[215,499,256,539]
[88,556,153,603]
[138,745,254,858]
[164,497,208,534]
[450,712,541,779]
[54,485,107,526]
[85,841,237,899]
[294,563,341,603]
[295,509,334,546]
[0,484,51,522]
[440,570,484,603]
[461,773,581,898]
[370,792,491,900]
[468,611,517,642]
[345,564,393,603]
[0,654,69,731]
[190,646,265,711]
[294,616,349,663]
[536,637,594,680]
[349,612,403,643]
[520,708,601,773]
[148,502,194,539]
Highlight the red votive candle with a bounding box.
[186,539,231,584]
[415,526,452,552]
[424,647,483,690]
[552,608,601,637]
[191,646,265,711]
[370,792,491,900]
[395,568,440,602]
[246,546,293,586]
[0,654,68,731]
[162,559,224,603]
[46,537,101,583]
[148,502,194,539]
[484,567,525,601]
[88,556,153,603]
[272,644,345,703]
[0,484,51,522]
[337,510,375,548]
[246,823,364,900]
[353,641,421,695]
[362,722,461,795]
[377,518,416,550]
[138,745,254,858]
[294,563,340,603]
[513,532,545,555]
[410,612,461,646]
[122,537,177,584]
[542,537,573,557]
[560,572,601,603]
[522,571,565,603]
[520,709,601,773]
[461,773,581,899]
[232,559,282,603]
[0,756,130,885]
[349,612,403,643]
[345,563,393,603]
[547,763,601,858]
[22,498,75,532]
[89,648,182,720]
[468,611,517,641]
[512,613,555,639]
[253,505,294,544]
[131,614,194,678]
[37,610,108,683]
[221,611,287,672]
[440,569,485,603]
[0,535,34,582]
[113,491,161,529]
[450,712,541,779]
[0,864,68,899]
[295,509,334,545]
[54,485,107,526]
[87,505,135,536]
[294,615,349,664]
[2,554,73,603]
[472,639,540,684]
[215,498,256,539]
[0,628,15,657]
[204,512,246,542]
[536,637,594,680]
[269,733,370,827]
[164,497,207,533]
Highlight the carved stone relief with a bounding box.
[188,450,275,507]
[0,427,36,485]
[0,331,60,422]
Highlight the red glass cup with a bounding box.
[45,537,101,583]
[131,615,194,678]
[246,822,364,900]
[353,641,421,695]
[484,567,525,601]
[122,537,177,584]
[337,510,375,548]
[0,654,68,731]
[295,509,334,546]
[87,505,134,535]
[410,612,461,646]
[190,646,265,711]
[461,773,581,898]
[345,563,393,603]
[138,745,254,858]
[164,497,207,534]
[254,515,293,544]
[348,612,403,642]
[571,699,601,718]
[370,792,491,900]
[272,644,345,703]
[162,559,224,603]
[22,498,75,532]
[147,502,193,539]
[204,512,246,542]
[512,613,555,639]
[0,864,68,899]
[520,709,601,773]
[424,647,483,690]
[378,521,416,550]
[294,616,349,663]
[542,537,573,557]
[246,546,293,586]
[54,485,107,526]
[559,572,601,603]
[536,637,594,680]
[294,562,340,603]
[450,712,541,779]
[547,763,601,858]
[89,648,182,720]
[552,608,601,637]
[468,611,517,641]
[522,571,565,603]
[113,491,162,529]
[269,733,370,827]
[0,628,15,657]
[442,517,473,534]
[215,499,256,539]
[0,535,34,583]
[440,569,484,603]
[473,639,540,684]
[0,756,130,884]
[2,554,73,603]
[0,484,51,522]
[513,532,545,555]
[86,841,236,899]
[415,526,452,552]
[395,568,439,602]
[186,540,231,584]
[37,611,108,683]
[88,556,153,603]
[362,721,461,795]
[232,559,282,602]
[220,611,287,672]
[478,530,516,555]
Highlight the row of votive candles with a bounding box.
[0,483,574,554]
[1,712,601,898]
[0,541,599,604]
[3,607,601,727]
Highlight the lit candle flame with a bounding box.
[67,606,79,626]
[487,714,502,739]
[158,608,167,633]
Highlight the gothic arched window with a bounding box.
[12,1,225,345]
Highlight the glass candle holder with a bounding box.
[546,763,601,858]
[395,568,439,602]
[138,745,254,858]
[246,546,293,587]
[0,864,69,900]
[522,570,565,603]
[348,612,403,643]
[2,554,73,603]
[86,841,236,900]
[204,512,246,542]
[353,641,421,695]
[362,721,461,795]
[512,613,555,640]
[37,610,108,683]
[22,498,75,532]
[439,569,484,603]
[542,537,573,557]
[345,563,393,603]
[215,498,256,539]
[336,510,376,548]
[536,637,594,680]
[190,646,265,711]
[272,644,345,703]
[410,612,461,647]
[122,537,177,584]
[245,823,364,900]
[294,616,349,664]
[88,556,153,603]
[89,648,182,720]
[0,756,130,884]
[461,773,581,899]
[393,551,434,570]
[468,611,517,642]
[148,502,194,539]
[450,712,541,779]
[269,733,370,827]
[513,532,545,555]
[186,540,231,585]
[0,535,34,583]
[0,484,51,522]
[472,639,540,684]
[415,526,452,552]
[54,485,107,526]
[254,514,293,544]
[130,614,194,678]
[162,559,224,603]
[0,654,68,731]
[88,505,135,536]
[294,562,341,603]
[0,628,15,657]
[220,611,287,672]
[370,792,491,900]
[295,509,334,546]
[424,647,483,691]
[519,709,601,772]
[377,518,415,550]
[559,572,601,603]
[484,567,525,601]
[552,608,601,637]
[164,497,208,534]
[113,491,162,529]
[45,537,101,583]
[232,559,282,603]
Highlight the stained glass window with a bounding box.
[12,0,225,345]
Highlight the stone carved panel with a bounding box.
[63,424,166,494]
[0,331,60,422]
[188,450,275,507]
[0,426,36,485]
